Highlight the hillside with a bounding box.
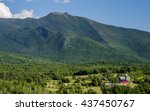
[0,12,150,64]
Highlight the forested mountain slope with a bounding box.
[0,12,150,63]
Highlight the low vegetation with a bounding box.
[0,61,149,94]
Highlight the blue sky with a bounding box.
[0,0,150,32]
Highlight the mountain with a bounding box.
[0,12,150,64]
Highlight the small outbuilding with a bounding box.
[119,74,130,84]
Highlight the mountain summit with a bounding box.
[0,12,150,63]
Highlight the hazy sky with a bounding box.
[0,0,150,32]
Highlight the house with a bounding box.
[105,82,115,87]
[119,74,130,84]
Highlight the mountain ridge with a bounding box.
[0,12,150,64]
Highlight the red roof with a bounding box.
[120,80,129,84]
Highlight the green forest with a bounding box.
[0,60,149,94]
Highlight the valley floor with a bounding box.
[0,62,149,94]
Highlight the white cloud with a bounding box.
[13,9,33,19]
[0,2,13,18]
[54,0,71,4]
[0,2,34,19]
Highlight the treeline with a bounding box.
[0,62,149,94]
[0,63,69,94]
